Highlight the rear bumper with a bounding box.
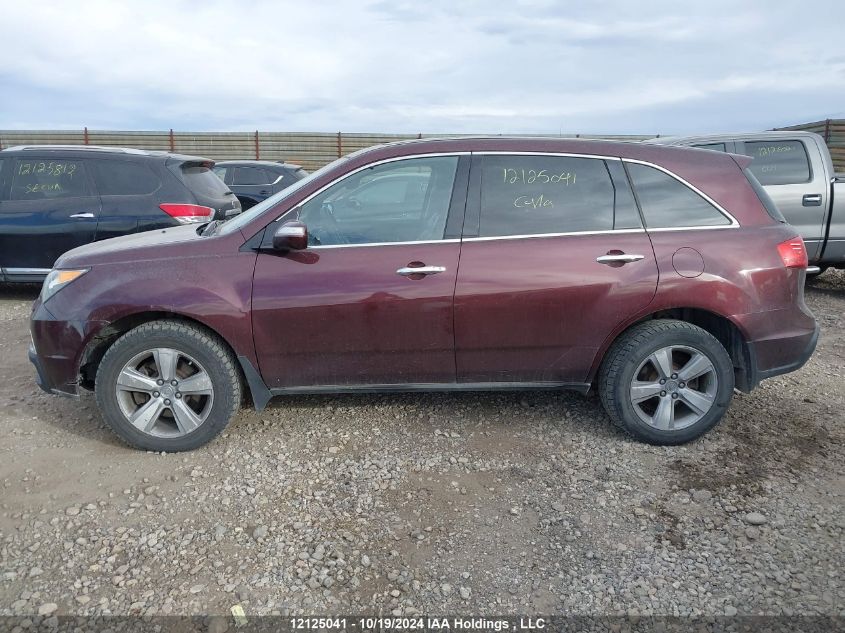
[745,323,819,389]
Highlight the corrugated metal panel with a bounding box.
[1,128,655,171]
[775,119,845,172]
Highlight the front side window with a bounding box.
[93,160,161,196]
[297,156,458,246]
[742,140,811,186]
[478,155,616,237]
[10,158,90,200]
[626,162,731,228]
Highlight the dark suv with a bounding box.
[213,160,307,210]
[29,138,818,451]
[0,145,241,282]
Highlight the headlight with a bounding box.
[41,269,88,302]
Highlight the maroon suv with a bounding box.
[29,138,818,451]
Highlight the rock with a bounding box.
[460,586,471,600]
[28,567,43,577]
[75,596,91,605]
[189,584,205,594]
[361,554,371,567]
[725,605,738,616]
[745,512,767,526]
[65,506,80,516]
[38,603,58,616]
[328,446,340,454]
[441,583,452,595]
[745,527,761,540]
[692,490,712,503]
[252,525,268,540]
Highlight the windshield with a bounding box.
[217,155,350,236]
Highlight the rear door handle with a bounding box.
[802,194,822,207]
[596,253,645,264]
[69,212,96,219]
[396,265,446,276]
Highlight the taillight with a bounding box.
[159,203,214,224]
[777,236,808,269]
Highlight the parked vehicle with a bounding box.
[213,160,307,210]
[29,137,818,451]
[648,131,845,275]
[0,145,241,282]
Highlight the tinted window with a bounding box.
[178,164,231,197]
[93,160,160,196]
[479,155,615,237]
[10,159,90,200]
[694,143,727,152]
[298,156,458,246]
[742,140,811,185]
[212,166,228,182]
[627,163,730,228]
[233,167,273,186]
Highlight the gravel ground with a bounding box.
[0,273,842,621]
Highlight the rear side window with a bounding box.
[212,166,229,182]
[626,162,731,228]
[478,155,616,236]
[177,163,231,197]
[232,167,273,186]
[742,140,811,185]
[93,160,160,196]
[744,168,785,222]
[10,159,90,200]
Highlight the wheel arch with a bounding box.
[589,307,756,392]
[78,311,259,403]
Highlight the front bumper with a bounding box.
[29,342,78,398]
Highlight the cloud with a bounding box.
[0,0,843,134]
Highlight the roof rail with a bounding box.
[1,145,160,155]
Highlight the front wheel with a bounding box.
[598,319,734,445]
[95,321,241,451]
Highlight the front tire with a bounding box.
[598,319,734,445]
[95,321,241,451]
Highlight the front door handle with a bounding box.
[802,193,822,207]
[596,253,645,264]
[69,212,96,219]
[396,265,446,276]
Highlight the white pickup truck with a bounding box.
[649,131,845,276]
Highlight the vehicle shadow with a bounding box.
[0,283,41,300]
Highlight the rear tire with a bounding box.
[95,320,241,451]
[598,319,734,445]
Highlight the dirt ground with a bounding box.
[0,273,842,621]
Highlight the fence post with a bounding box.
[83,127,89,145]
[169,129,175,152]
[254,131,260,160]
[824,119,831,144]
[337,132,342,158]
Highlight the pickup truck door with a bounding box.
[737,138,828,261]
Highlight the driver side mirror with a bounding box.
[272,220,308,251]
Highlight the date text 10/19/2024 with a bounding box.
[290,617,548,631]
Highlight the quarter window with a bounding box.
[478,155,617,237]
[626,162,731,228]
[93,160,160,196]
[742,140,811,186]
[233,167,273,186]
[297,156,458,246]
[10,159,90,200]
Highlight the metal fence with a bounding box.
[2,123,842,172]
[0,129,654,171]
[775,119,845,172]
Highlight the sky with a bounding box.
[1,0,844,136]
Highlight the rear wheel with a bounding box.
[95,321,241,451]
[598,319,734,444]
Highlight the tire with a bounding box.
[598,319,734,445]
[95,320,241,451]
